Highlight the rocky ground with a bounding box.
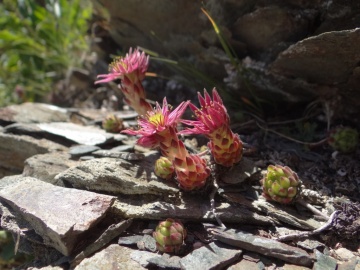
[0,102,359,270]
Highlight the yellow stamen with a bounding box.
[148,112,164,126]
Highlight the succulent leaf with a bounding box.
[154,157,174,180]
[102,114,124,133]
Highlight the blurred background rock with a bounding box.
[1,0,359,122]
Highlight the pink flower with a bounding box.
[181,88,243,167]
[94,47,152,116]
[180,88,229,136]
[122,97,189,147]
[95,48,149,84]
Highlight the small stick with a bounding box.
[276,210,339,242]
[297,199,329,221]
[209,174,226,228]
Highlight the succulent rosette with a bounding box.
[328,126,359,153]
[261,165,301,204]
[102,114,124,133]
[95,47,152,116]
[122,98,210,190]
[155,156,175,180]
[181,88,243,167]
[153,218,187,253]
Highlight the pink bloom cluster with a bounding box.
[95,48,152,116]
[123,98,210,190]
[181,88,243,167]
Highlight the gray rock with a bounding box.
[282,264,312,270]
[147,254,182,269]
[21,265,65,270]
[23,152,77,185]
[0,194,64,262]
[211,228,313,267]
[79,156,95,161]
[270,28,360,85]
[0,102,68,123]
[37,122,114,146]
[0,174,26,190]
[337,257,360,270]
[75,244,146,270]
[72,219,133,265]
[69,145,101,157]
[180,241,242,270]
[228,256,265,270]
[111,193,276,225]
[220,157,260,184]
[118,235,144,246]
[136,235,157,252]
[109,144,134,152]
[251,198,321,230]
[334,248,356,261]
[0,178,115,256]
[313,250,337,270]
[92,149,145,160]
[112,133,129,142]
[5,122,45,135]
[55,155,179,196]
[130,250,162,268]
[0,133,66,176]
[232,6,310,53]
[295,239,324,252]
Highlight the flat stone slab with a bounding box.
[270,28,360,84]
[0,133,66,174]
[23,152,77,185]
[313,250,337,270]
[180,241,242,270]
[55,155,179,196]
[112,194,276,225]
[69,145,101,157]
[0,177,115,256]
[75,244,146,270]
[220,157,260,184]
[210,228,313,267]
[0,102,68,123]
[37,122,114,146]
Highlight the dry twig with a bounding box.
[276,210,339,242]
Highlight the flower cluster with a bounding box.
[122,98,210,190]
[181,88,243,167]
[95,48,152,116]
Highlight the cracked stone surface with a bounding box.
[55,155,180,196]
[37,122,115,146]
[0,133,66,177]
[75,244,146,270]
[0,178,115,256]
[179,241,242,270]
[211,228,313,267]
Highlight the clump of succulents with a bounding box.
[328,126,359,153]
[154,156,174,180]
[102,114,124,133]
[98,49,247,191]
[261,165,301,204]
[153,218,187,253]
